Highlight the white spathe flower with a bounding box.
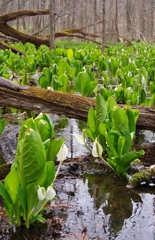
[37,186,46,201]
[72,133,85,145]
[37,185,56,201]
[92,138,103,157]
[57,143,68,162]
[72,129,86,146]
[45,186,56,201]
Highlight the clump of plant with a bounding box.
[73,94,144,177]
[0,113,68,228]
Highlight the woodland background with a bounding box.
[0,0,154,44]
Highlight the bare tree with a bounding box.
[49,0,55,49]
[101,0,106,51]
[147,0,154,44]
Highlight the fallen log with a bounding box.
[0,78,155,130]
[126,164,155,189]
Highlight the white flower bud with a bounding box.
[37,186,45,201]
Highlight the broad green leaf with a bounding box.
[87,106,96,133]
[96,94,107,128]
[68,67,76,80]
[124,150,145,166]
[67,49,73,62]
[34,113,55,139]
[100,87,110,101]
[58,59,70,75]
[124,106,136,133]
[75,72,88,96]
[47,138,65,161]
[117,136,125,155]
[18,186,26,211]
[108,58,119,77]
[85,81,97,96]
[0,181,14,221]
[139,88,146,104]
[17,127,46,191]
[85,128,95,142]
[105,131,118,157]
[4,168,19,204]
[121,130,132,154]
[36,119,51,142]
[43,67,52,82]
[57,74,68,92]
[98,123,107,136]
[44,161,55,188]
[112,106,129,132]
[98,58,108,71]
[0,181,13,206]
[26,183,38,223]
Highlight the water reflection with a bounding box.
[85,172,142,236]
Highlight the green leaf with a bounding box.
[139,88,146,104]
[44,161,55,188]
[57,74,68,92]
[30,214,46,224]
[87,106,96,133]
[96,94,107,128]
[75,71,97,96]
[26,183,38,221]
[18,186,26,211]
[124,106,137,133]
[100,87,110,101]
[0,181,13,206]
[67,49,73,62]
[58,59,70,75]
[34,113,55,139]
[121,130,132,154]
[36,119,51,142]
[117,136,125,155]
[112,106,129,132]
[108,58,119,77]
[0,119,6,135]
[17,127,46,191]
[85,128,95,142]
[105,131,118,157]
[124,150,145,166]
[47,138,65,161]
[4,168,19,204]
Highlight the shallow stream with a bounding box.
[0,113,155,239]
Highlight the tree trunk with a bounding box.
[101,0,106,51]
[147,0,154,44]
[49,0,55,49]
[0,77,155,130]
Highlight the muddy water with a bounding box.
[0,114,155,239]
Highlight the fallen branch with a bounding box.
[0,78,155,130]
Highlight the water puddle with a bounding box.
[0,113,155,239]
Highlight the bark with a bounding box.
[0,77,155,130]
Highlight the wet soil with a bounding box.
[0,114,155,240]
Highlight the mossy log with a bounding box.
[1,78,155,130]
[126,164,155,189]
